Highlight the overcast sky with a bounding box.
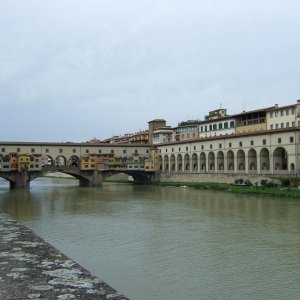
[1,0,300,142]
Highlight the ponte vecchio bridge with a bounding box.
[0,142,155,189]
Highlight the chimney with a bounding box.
[275,104,278,108]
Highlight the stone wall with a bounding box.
[155,172,278,185]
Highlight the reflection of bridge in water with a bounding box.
[0,166,154,189]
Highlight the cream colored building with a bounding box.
[152,127,173,144]
[266,101,300,130]
[156,127,300,176]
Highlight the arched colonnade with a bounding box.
[157,147,294,174]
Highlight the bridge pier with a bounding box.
[9,171,30,189]
[79,170,103,187]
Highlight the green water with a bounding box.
[0,177,299,300]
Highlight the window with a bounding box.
[205,125,207,131]
[219,144,222,149]
[286,122,290,128]
[219,123,223,129]
[281,123,284,128]
[229,143,232,147]
[86,149,89,154]
[73,149,76,153]
[123,149,126,154]
[239,142,242,147]
[201,126,203,132]
[1,148,5,153]
[270,125,273,130]
[179,147,181,151]
[275,111,278,117]
[31,148,35,153]
[263,139,266,145]
[59,149,63,153]
[201,145,204,150]
[186,147,188,151]
[17,148,20,153]
[213,124,217,130]
[291,108,295,114]
[286,109,289,115]
[275,124,279,129]
[278,138,281,144]
[146,150,149,153]
[292,121,295,127]
[230,121,235,128]
[280,110,284,116]
[251,140,254,146]
[298,120,300,127]
[224,122,228,129]
[172,148,174,152]
[98,149,102,154]
[135,150,138,154]
[194,146,196,150]
[209,125,212,131]
[270,112,273,118]
[165,149,168,152]
[210,144,212,149]
[290,136,294,143]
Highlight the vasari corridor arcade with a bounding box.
[1,101,300,188]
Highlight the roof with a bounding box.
[148,119,166,123]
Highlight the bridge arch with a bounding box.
[67,155,80,167]
[42,155,54,168]
[55,155,67,167]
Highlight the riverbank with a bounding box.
[0,213,128,300]
[151,181,300,198]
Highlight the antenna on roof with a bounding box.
[242,101,246,112]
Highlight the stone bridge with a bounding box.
[0,167,154,189]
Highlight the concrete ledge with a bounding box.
[0,213,129,300]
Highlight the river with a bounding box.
[0,177,299,300]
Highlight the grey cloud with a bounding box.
[0,0,300,141]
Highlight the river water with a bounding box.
[0,177,299,300]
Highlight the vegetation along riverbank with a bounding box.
[151,178,300,198]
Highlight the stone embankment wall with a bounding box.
[0,213,128,300]
[155,172,276,185]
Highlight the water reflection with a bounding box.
[0,178,300,300]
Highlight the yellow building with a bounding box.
[18,154,31,171]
